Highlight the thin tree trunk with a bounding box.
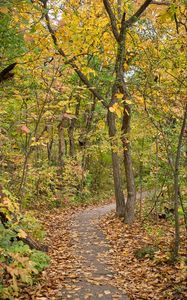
[178,188,187,231]
[68,125,75,157]
[111,12,136,223]
[58,120,65,168]
[155,131,159,220]
[139,138,144,220]
[121,102,136,223]
[17,150,30,206]
[47,125,53,162]
[82,96,97,169]
[68,98,81,157]
[173,104,187,259]
[107,109,126,217]
[47,140,53,161]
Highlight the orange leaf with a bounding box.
[20,125,30,134]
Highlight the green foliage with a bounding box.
[62,157,91,202]
[19,213,46,241]
[134,245,159,260]
[0,228,49,299]
[0,7,25,61]
[30,250,50,272]
[0,189,49,299]
[22,164,59,208]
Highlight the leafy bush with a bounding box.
[19,212,46,241]
[0,188,49,299]
[30,250,50,272]
[21,164,59,208]
[62,157,91,202]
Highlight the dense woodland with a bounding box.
[0,0,186,299]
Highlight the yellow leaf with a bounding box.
[109,103,122,117]
[126,99,132,105]
[115,93,124,99]
[123,63,129,71]
[82,67,96,76]
[18,229,27,239]
[109,106,115,112]
[116,108,122,118]
[97,120,105,129]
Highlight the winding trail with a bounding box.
[61,203,129,300]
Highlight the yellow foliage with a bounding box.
[109,103,123,118]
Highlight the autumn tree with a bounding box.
[129,0,187,256]
[33,0,172,223]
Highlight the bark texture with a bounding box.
[58,119,66,167]
[122,103,136,223]
[107,110,126,216]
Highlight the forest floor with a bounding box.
[19,198,186,300]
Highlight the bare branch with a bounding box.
[119,11,126,41]
[103,0,120,41]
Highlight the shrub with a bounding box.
[0,188,49,299]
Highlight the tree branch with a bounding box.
[125,0,152,27]
[119,11,126,42]
[151,1,170,5]
[103,0,120,41]
[41,0,108,108]
[0,63,17,83]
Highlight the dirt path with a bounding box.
[61,203,129,300]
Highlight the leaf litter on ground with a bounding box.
[99,212,187,300]
[17,202,186,300]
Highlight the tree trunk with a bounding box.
[121,102,136,224]
[82,96,97,169]
[172,104,187,259]
[107,109,126,217]
[112,18,136,223]
[68,98,81,157]
[68,125,75,157]
[139,138,144,220]
[47,139,53,161]
[47,125,53,162]
[58,120,65,167]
